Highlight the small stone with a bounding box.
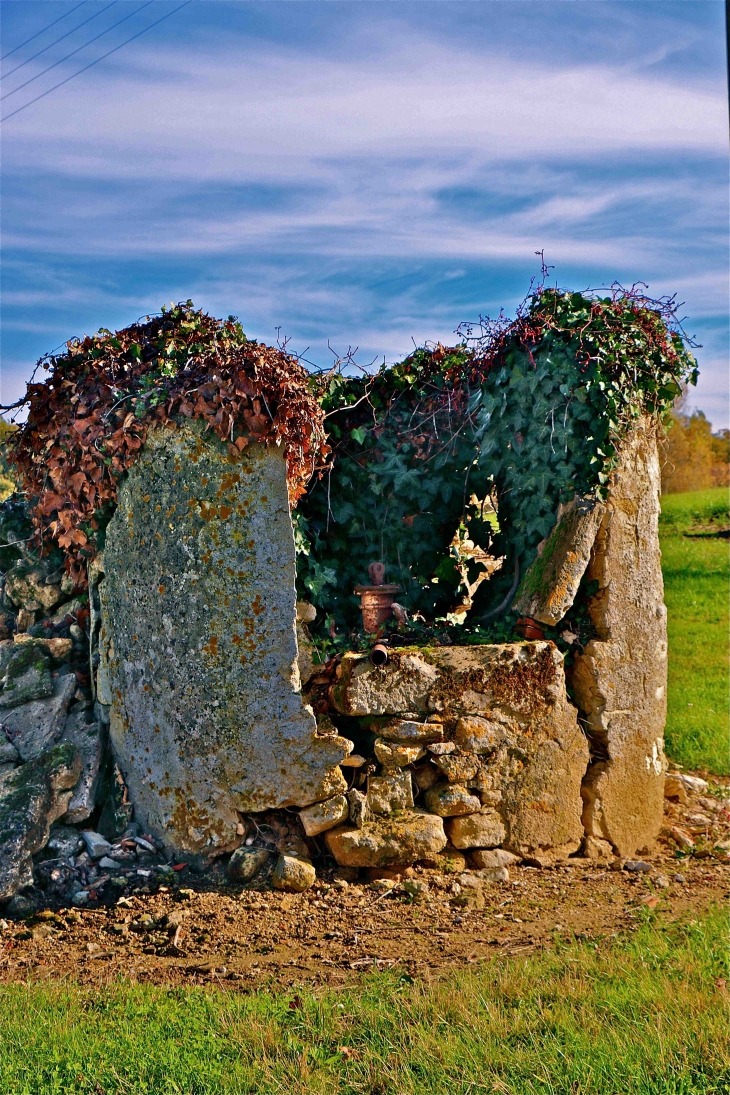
[72,890,90,906]
[377,720,444,745]
[427,742,456,756]
[374,739,425,768]
[469,848,520,869]
[654,873,670,889]
[447,810,507,850]
[669,826,695,850]
[582,837,614,860]
[134,836,157,853]
[686,813,712,826]
[672,873,686,884]
[272,854,316,893]
[370,877,396,893]
[367,770,414,816]
[664,774,688,804]
[340,754,367,768]
[451,873,485,908]
[347,788,373,829]
[432,753,479,784]
[424,848,467,873]
[677,774,708,794]
[299,794,349,836]
[424,783,481,818]
[623,860,653,873]
[227,846,271,882]
[401,878,429,901]
[475,865,509,883]
[98,856,123,869]
[81,831,112,859]
[45,823,82,860]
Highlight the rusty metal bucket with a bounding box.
[354,562,400,634]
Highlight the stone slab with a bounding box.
[570,420,667,857]
[100,421,350,857]
[61,708,105,824]
[513,495,606,626]
[0,673,77,761]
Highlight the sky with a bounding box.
[1,0,728,427]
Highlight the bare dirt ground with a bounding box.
[1,776,728,991]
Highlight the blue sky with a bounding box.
[1,0,727,426]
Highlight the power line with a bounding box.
[3,2,151,103]
[3,2,116,81]
[1,1,192,124]
[0,2,87,62]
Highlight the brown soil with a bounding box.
[1,779,728,991]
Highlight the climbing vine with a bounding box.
[297,282,698,639]
[4,303,329,585]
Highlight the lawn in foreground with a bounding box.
[660,487,729,774]
[1,906,728,1095]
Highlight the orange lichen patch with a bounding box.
[158,585,166,594]
[143,494,151,502]
[218,472,241,495]
[231,634,242,645]
[202,636,219,657]
[219,505,233,520]
[199,502,218,521]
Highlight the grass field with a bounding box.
[0,906,728,1095]
[0,487,727,1095]
[660,487,729,775]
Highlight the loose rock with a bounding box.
[299,794,349,836]
[272,854,316,892]
[469,848,520,869]
[81,831,112,860]
[226,846,270,882]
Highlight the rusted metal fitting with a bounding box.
[514,616,545,640]
[369,643,389,667]
[354,561,400,634]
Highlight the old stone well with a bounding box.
[0,292,686,907]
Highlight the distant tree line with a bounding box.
[659,407,730,494]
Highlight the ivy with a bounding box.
[297,284,698,640]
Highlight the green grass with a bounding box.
[660,487,729,774]
[0,907,728,1095]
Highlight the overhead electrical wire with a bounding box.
[0,1,88,62]
[2,2,152,102]
[1,1,192,124]
[1,1,115,79]
[3,2,117,81]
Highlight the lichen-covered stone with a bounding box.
[3,561,64,613]
[447,810,507,849]
[100,421,351,856]
[424,783,481,817]
[375,719,444,744]
[272,854,316,892]
[226,846,271,882]
[373,739,425,768]
[367,770,414,815]
[330,655,439,716]
[0,741,81,901]
[1,673,76,761]
[469,847,520,869]
[347,788,372,828]
[325,809,447,867]
[299,794,349,836]
[513,495,606,626]
[432,752,478,784]
[0,644,53,709]
[570,420,667,857]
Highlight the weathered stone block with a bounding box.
[0,644,53,709]
[570,420,667,857]
[325,810,447,867]
[299,794,349,836]
[424,783,481,817]
[367,770,414,815]
[4,561,64,613]
[447,810,507,849]
[0,741,81,901]
[272,854,316,892]
[99,421,351,856]
[513,495,606,626]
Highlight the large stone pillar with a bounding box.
[97,420,349,857]
[570,418,667,857]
